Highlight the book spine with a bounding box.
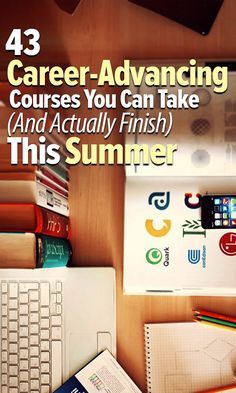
[36,182,69,217]
[37,235,72,268]
[36,173,69,197]
[46,163,69,182]
[40,166,69,190]
[35,206,70,238]
[144,325,152,393]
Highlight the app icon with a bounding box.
[222,206,228,212]
[215,220,222,226]
[231,220,236,226]
[223,198,229,205]
[146,248,163,265]
[219,232,236,256]
[214,199,221,205]
[214,213,221,219]
[223,220,229,226]
[214,206,220,212]
[231,198,236,205]
[223,213,229,219]
[231,212,236,219]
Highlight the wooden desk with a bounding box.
[2,0,236,390]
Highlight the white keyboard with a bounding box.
[0,280,63,393]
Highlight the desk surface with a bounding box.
[2,0,236,390]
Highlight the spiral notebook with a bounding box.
[144,322,236,393]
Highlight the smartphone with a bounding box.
[201,195,236,229]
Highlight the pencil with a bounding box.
[193,318,236,332]
[193,309,236,324]
[195,315,236,329]
[196,383,236,392]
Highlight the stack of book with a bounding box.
[0,107,72,269]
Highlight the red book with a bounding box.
[0,204,70,239]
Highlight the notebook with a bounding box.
[144,322,236,393]
[123,60,236,295]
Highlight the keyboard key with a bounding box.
[9,365,18,376]
[9,343,18,353]
[2,363,7,373]
[30,313,39,323]
[20,360,29,370]
[9,376,18,386]
[41,341,50,351]
[41,351,50,362]
[20,349,28,359]
[20,338,28,348]
[30,335,39,346]
[51,304,57,314]
[52,294,57,304]
[1,328,7,339]
[52,315,62,326]
[9,310,18,320]
[30,302,39,312]
[56,282,62,292]
[2,294,7,304]
[57,304,62,314]
[19,315,29,326]
[9,283,18,298]
[9,332,18,342]
[41,329,50,340]
[19,371,28,381]
[30,346,39,357]
[9,299,17,309]
[41,386,50,393]
[52,341,62,391]
[31,379,40,390]
[41,374,50,385]
[31,368,39,379]
[2,351,7,362]
[19,305,28,315]
[1,316,7,327]
[40,283,50,306]
[20,382,29,392]
[30,324,39,335]
[41,307,50,317]
[41,318,50,329]
[1,282,8,292]
[2,386,7,393]
[9,321,17,331]
[20,327,28,337]
[1,374,7,384]
[41,363,50,373]
[57,293,62,303]
[30,357,39,368]
[9,354,18,364]
[2,340,7,350]
[19,293,28,303]
[30,291,39,301]
[2,305,7,316]
[52,326,62,340]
